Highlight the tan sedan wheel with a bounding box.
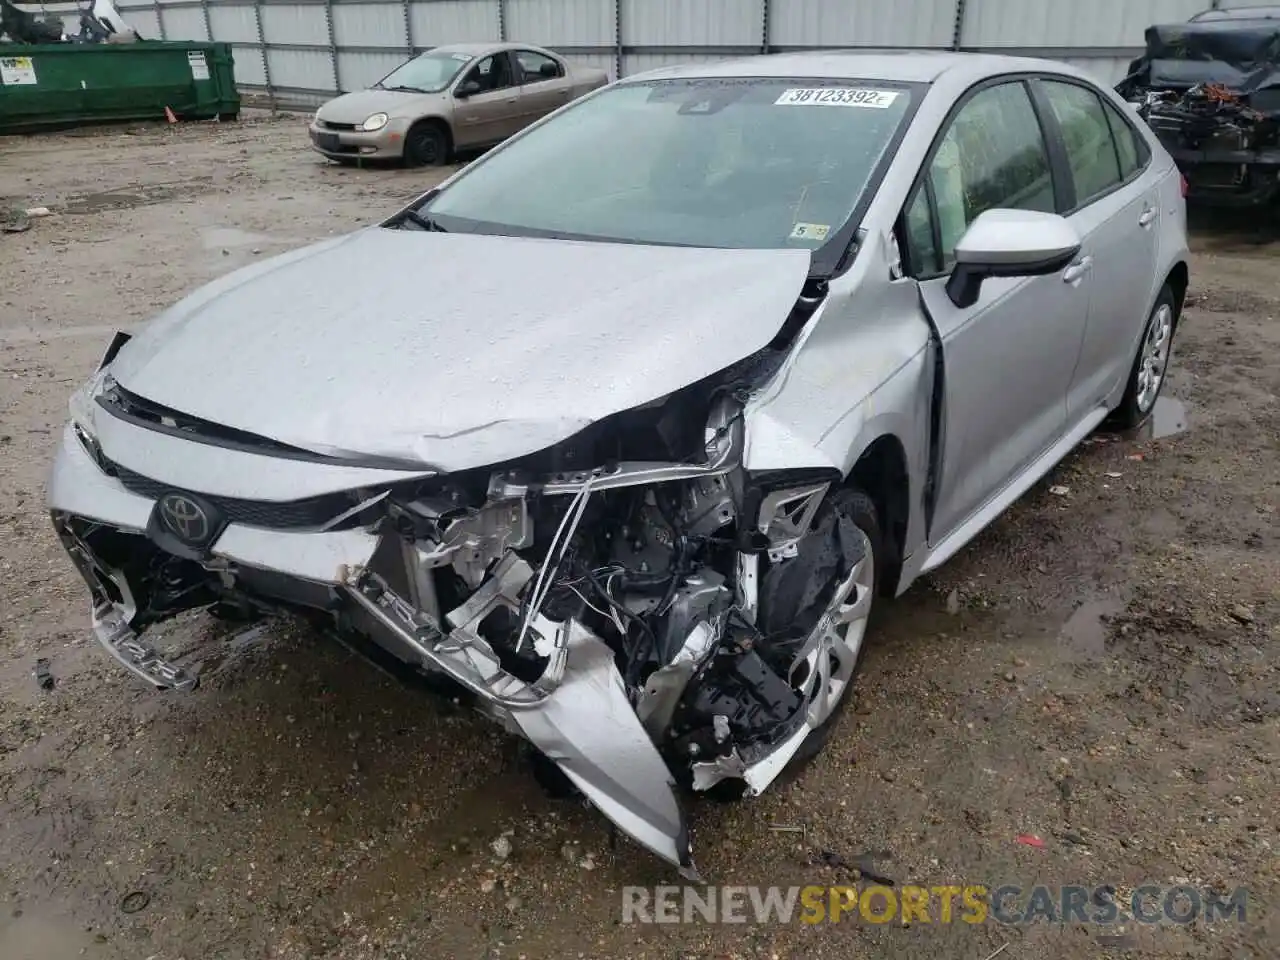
[405,122,450,168]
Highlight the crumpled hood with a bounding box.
[109,228,811,472]
[318,88,445,124]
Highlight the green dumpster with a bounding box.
[0,41,239,134]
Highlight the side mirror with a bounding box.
[539,62,559,78]
[456,79,482,98]
[946,209,1082,309]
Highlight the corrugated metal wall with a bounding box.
[83,0,1236,106]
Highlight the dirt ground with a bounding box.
[0,113,1277,960]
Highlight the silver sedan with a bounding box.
[50,51,1189,877]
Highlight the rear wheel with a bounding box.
[404,121,450,167]
[1114,284,1178,428]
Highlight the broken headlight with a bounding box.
[69,332,131,443]
[68,369,108,438]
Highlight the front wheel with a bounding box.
[1114,284,1178,428]
[404,121,450,168]
[759,487,882,768]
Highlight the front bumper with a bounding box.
[48,420,696,877]
[49,420,381,688]
[48,420,560,706]
[308,119,407,161]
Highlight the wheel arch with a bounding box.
[847,433,910,597]
[1165,260,1190,322]
[406,115,453,154]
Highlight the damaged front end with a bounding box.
[334,383,869,877]
[52,294,875,878]
[1119,19,1280,206]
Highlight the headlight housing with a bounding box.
[362,112,389,132]
[69,368,110,437]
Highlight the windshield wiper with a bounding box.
[382,84,430,94]
[386,209,447,232]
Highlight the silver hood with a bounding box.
[109,228,812,472]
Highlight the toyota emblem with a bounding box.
[158,493,211,544]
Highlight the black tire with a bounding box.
[1114,283,1179,429]
[404,120,451,168]
[699,486,883,805]
[743,487,882,772]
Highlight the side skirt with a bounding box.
[918,406,1111,576]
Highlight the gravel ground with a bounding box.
[1,114,1277,960]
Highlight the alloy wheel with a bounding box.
[787,528,875,728]
[1136,303,1174,414]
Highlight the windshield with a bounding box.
[419,78,917,265]
[375,51,472,93]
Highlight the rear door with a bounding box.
[452,52,523,148]
[904,79,1093,542]
[511,49,574,127]
[1032,78,1162,417]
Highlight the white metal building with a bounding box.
[21,0,1272,105]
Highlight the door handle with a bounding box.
[1138,208,1157,228]
[505,97,517,104]
[1063,257,1093,284]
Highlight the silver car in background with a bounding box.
[49,51,1189,878]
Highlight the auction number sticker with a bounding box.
[775,87,899,108]
[0,56,38,86]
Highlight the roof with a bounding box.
[618,50,1081,86]
[1191,5,1280,20]
[424,40,552,56]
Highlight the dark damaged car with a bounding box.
[1118,6,1280,206]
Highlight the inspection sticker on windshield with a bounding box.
[775,87,899,108]
[790,222,831,242]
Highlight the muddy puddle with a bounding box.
[0,905,111,960]
[62,179,214,215]
[1134,396,1190,441]
[1058,598,1125,656]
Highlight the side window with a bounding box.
[464,54,513,94]
[1102,97,1146,179]
[515,50,562,84]
[1040,80,1123,207]
[927,81,1056,270]
[902,186,940,276]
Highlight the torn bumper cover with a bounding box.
[1118,20,1280,205]
[49,341,865,879]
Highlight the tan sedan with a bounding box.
[309,41,610,166]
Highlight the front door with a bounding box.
[901,80,1093,542]
[452,52,523,148]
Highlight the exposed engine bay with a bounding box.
[52,287,877,877]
